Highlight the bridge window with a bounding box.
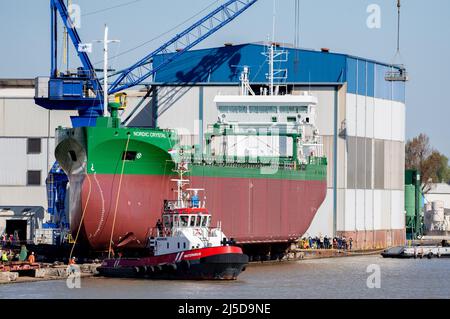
[279,106,308,113]
[249,106,277,113]
[195,216,202,227]
[189,216,196,227]
[218,105,247,113]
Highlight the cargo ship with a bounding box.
[55,52,327,255]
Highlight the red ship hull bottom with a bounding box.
[97,246,249,280]
[71,174,327,251]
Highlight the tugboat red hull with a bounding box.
[97,246,249,280]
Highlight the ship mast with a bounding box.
[171,163,190,208]
[94,24,120,116]
[396,0,401,54]
[270,0,276,96]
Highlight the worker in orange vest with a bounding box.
[68,257,76,265]
[28,252,35,264]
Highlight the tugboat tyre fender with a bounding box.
[181,260,190,270]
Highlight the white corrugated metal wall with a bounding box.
[0,92,75,209]
[343,91,406,243]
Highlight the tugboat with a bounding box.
[97,162,249,280]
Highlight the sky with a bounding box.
[1,0,449,157]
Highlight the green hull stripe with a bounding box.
[81,125,326,181]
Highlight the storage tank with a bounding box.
[404,185,416,217]
[431,201,445,223]
[404,169,424,239]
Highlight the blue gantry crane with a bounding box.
[45,163,69,228]
[35,0,258,238]
[35,0,258,127]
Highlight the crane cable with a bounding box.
[69,170,92,260]
[391,0,404,66]
[82,0,144,17]
[108,133,132,258]
[92,0,221,66]
[294,0,300,48]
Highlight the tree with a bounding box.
[405,133,431,170]
[405,134,450,192]
[422,151,445,192]
[436,154,450,184]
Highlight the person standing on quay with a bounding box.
[1,250,8,263]
[1,234,6,247]
[28,252,35,264]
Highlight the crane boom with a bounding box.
[50,0,99,87]
[35,0,258,123]
[108,0,257,95]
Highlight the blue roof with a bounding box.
[153,43,405,103]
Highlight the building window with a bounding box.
[27,138,41,154]
[27,170,41,186]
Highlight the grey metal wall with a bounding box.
[0,92,75,210]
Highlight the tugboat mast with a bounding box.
[171,163,190,208]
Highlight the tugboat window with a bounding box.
[180,216,189,227]
[201,216,208,227]
[190,216,196,227]
[163,216,170,228]
[122,151,137,161]
[196,216,202,227]
[173,215,179,227]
